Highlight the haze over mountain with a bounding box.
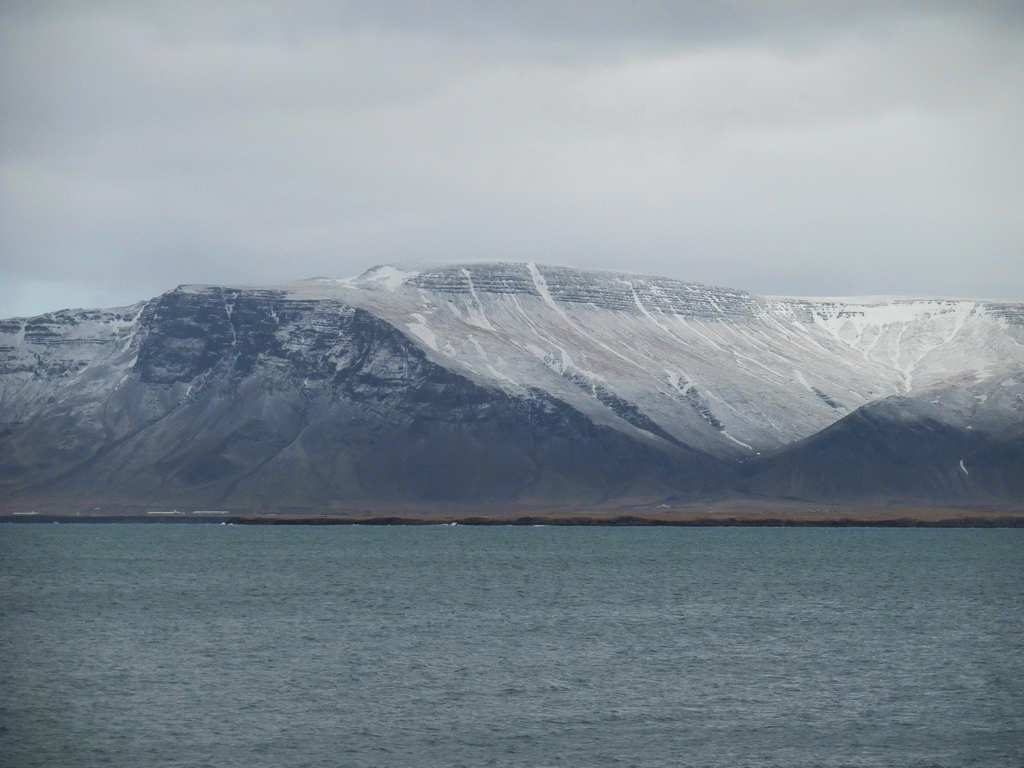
[1,263,1022,513]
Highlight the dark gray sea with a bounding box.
[2,524,1022,768]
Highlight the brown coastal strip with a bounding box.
[4,509,1024,527]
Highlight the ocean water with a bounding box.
[1,524,1022,768]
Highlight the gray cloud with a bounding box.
[2,1,1022,316]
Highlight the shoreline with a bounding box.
[4,509,1024,528]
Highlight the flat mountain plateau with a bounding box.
[2,262,1022,519]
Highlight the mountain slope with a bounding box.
[1,262,1022,510]
[740,392,1024,504]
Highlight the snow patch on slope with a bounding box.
[354,265,419,292]
[405,313,439,351]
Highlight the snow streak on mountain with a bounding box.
[1,263,1022,510]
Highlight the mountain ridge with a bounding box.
[2,262,1022,511]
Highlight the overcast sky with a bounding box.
[2,1,1022,317]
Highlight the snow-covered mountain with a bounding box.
[2,262,1022,511]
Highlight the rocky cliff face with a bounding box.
[1,263,1022,510]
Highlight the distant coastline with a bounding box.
[4,509,1024,528]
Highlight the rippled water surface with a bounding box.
[2,524,1022,767]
